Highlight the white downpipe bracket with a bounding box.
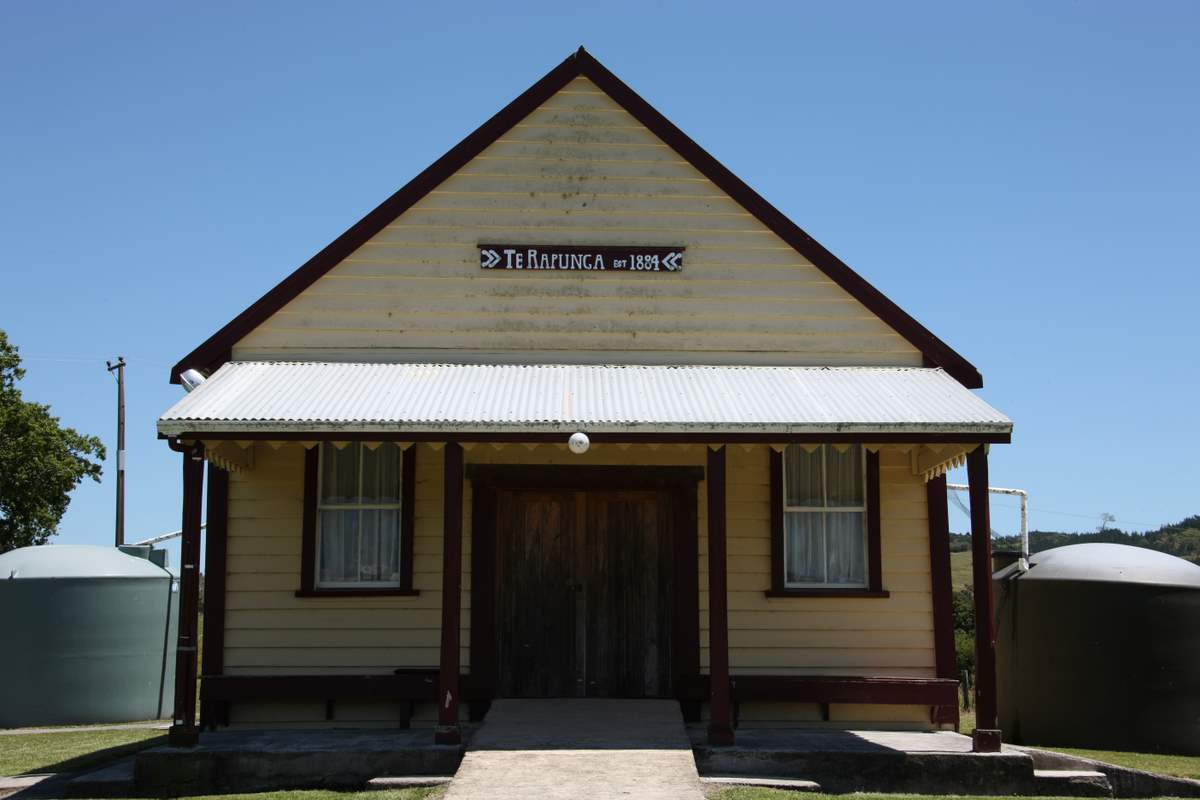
[947,483,1029,571]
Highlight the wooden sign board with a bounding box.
[479,245,683,272]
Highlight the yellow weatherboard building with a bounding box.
[158,48,1012,753]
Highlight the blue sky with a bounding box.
[2,1,1197,563]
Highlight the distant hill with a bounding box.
[947,515,1200,589]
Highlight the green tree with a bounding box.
[0,331,105,553]
[952,586,976,677]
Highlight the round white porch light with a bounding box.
[568,432,590,454]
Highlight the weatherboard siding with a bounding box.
[223,444,459,677]
[231,77,921,367]
[219,443,935,727]
[712,446,936,677]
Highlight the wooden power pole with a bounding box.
[106,357,126,546]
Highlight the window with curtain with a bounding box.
[782,444,867,587]
[316,442,402,587]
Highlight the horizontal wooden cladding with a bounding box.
[174,57,982,386]
[724,553,931,574]
[423,186,735,211]
[504,122,667,148]
[227,569,444,589]
[718,665,936,678]
[455,156,716,182]
[238,330,918,357]
[222,444,457,674]
[281,290,868,319]
[226,608,447,629]
[260,310,900,339]
[202,674,439,702]
[718,445,937,677]
[234,347,924,370]
[319,269,860,299]
[722,591,933,614]
[718,571,932,594]
[727,533,934,559]
[533,91,621,111]
[341,241,818,266]
[219,443,945,682]
[261,307,892,336]
[366,223,774,246]
[233,75,925,368]
[222,648,444,668]
[731,676,958,707]
[726,648,935,670]
[225,629,443,649]
[730,629,935,649]
[418,173,729,199]
[473,140,684,164]
[224,592,449,613]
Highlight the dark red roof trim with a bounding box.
[171,47,983,389]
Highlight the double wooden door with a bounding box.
[496,489,675,698]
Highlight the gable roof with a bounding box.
[171,47,983,389]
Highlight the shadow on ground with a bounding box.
[14,735,166,777]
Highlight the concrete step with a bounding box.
[134,729,463,795]
[1033,769,1113,797]
[702,775,823,792]
[62,762,136,796]
[0,775,51,794]
[63,758,136,798]
[447,700,705,800]
[1019,745,1200,798]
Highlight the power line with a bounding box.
[22,355,170,365]
[947,499,1159,530]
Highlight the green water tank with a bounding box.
[996,543,1200,754]
[0,544,178,727]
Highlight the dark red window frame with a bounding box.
[767,447,886,598]
[297,444,418,597]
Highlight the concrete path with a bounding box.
[445,699,705,800]
[0,775,49,798]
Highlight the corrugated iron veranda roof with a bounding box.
[157,362,1011,437]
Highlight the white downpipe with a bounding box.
[947,484,1029,571]
[131,523,206,547]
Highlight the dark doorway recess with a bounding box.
[497,489,674,697]
[468,465,701,702]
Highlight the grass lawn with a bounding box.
[0,729,166,777]
[958,709,1200,781]
[1023,747,1200,781]
[950,549,973,589]
[707,793,1181,800]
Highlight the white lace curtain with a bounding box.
[317,442,402,585]
[783,445,867,587]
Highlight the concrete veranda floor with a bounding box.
[692,725,1037,795]
[695,727,983,752]
[123,708,1037,797]
[21,702,1200,798]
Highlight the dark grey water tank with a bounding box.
[0,544,178,728]
[996,543,1200,754]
